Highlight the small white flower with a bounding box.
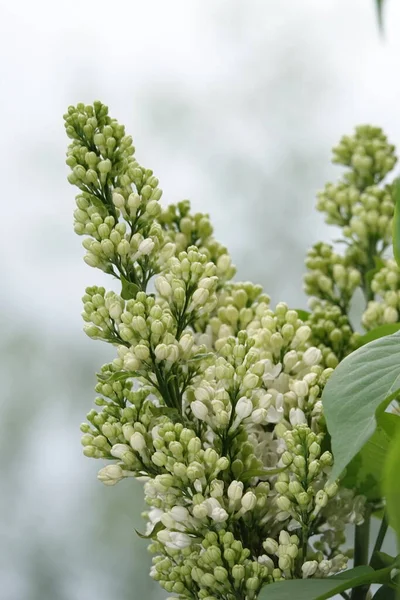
[123,353,141,371]
[155,276,172,298]
[192,503,209,519]
[258,555,275,571]
[302,560,318,578]
[241,491,257,512]
[228,481,244,503]
[157,530,192,550]
[134,344,150,361]
[112,192,125,208]
[191,400,208,421]
[235,397,253,419]
[251,408,267,424]
[283,351,299,372]
[384,306,398,323]
[289,407,307,426]
[293,325,311,345]
[263,538,278,554]
[108,301,123,320]
[216,254,232,272]
[278,555,291,571]
[203,498,229,522]
[276,496,291,512]
[210,479,224,498]
[159,242,176,262]
[266,405,284,423]
[258,393,273,409]
[155,343,169,361]
[161,513,175,529]
[148,508,163,524]
[302,347,322,367]
[211,506,229,522]
[179,333,194,356]
[191,287,209,308]
[262,360,282,382]
[127,193,141,210]
[97,464,125,486]
[198,276,216,290]
[279,530,291,546]
[292,380,309,398]
[194,386,211,403]
[130,432,146,452]
[166,345,180,363]
[317,560,332,576]
[110,443,133,461]
[138,238,155,256]
[243,373,259,390]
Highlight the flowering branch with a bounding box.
[65,102,399,600]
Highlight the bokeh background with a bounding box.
[1,1,400,598]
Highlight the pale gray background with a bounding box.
[0,1,399,599]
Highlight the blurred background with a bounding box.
[1,1,400,598]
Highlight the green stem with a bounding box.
[351,509,371,600]
[370,513,389,562]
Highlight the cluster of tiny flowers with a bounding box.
[316,126,396,266]
[306,124,399,364]
[362,259,400,329]
[66,105,400,600]
[304,242,361,312]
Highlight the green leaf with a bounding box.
[358,324,400,347]
[88,193,108,213]
[187,353,214,363]
[120,274,139,300]
[97,370,139,383]
[383,432,400,543]
[375,0,385,33]
[240,466,287,482]
[148,405,181,422]
[294,309,310,321]
[258,565,391,600]
[393,179,400,267]
[322,331,400,480]
[135,520,165,540]
[373,585,397,599]
[341,425,393,500]
[370,551,397,571]
[377,412,400,439]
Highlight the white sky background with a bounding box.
[1,1,400,599]
[2,0,400,337]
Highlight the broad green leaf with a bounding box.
[322,331,400,480]
[378,412,400,439]
[294,309,310,321]
[258,565,391,600]
[341,425,393,501]
[383,433,400,542]
[358,324,400,347]
[373,585,397,599]
[341,414,399,499]
[370,551,397,571]
[394,179,400,267]
[120,274,139,300]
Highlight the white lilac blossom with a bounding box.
[65,103,398,600]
